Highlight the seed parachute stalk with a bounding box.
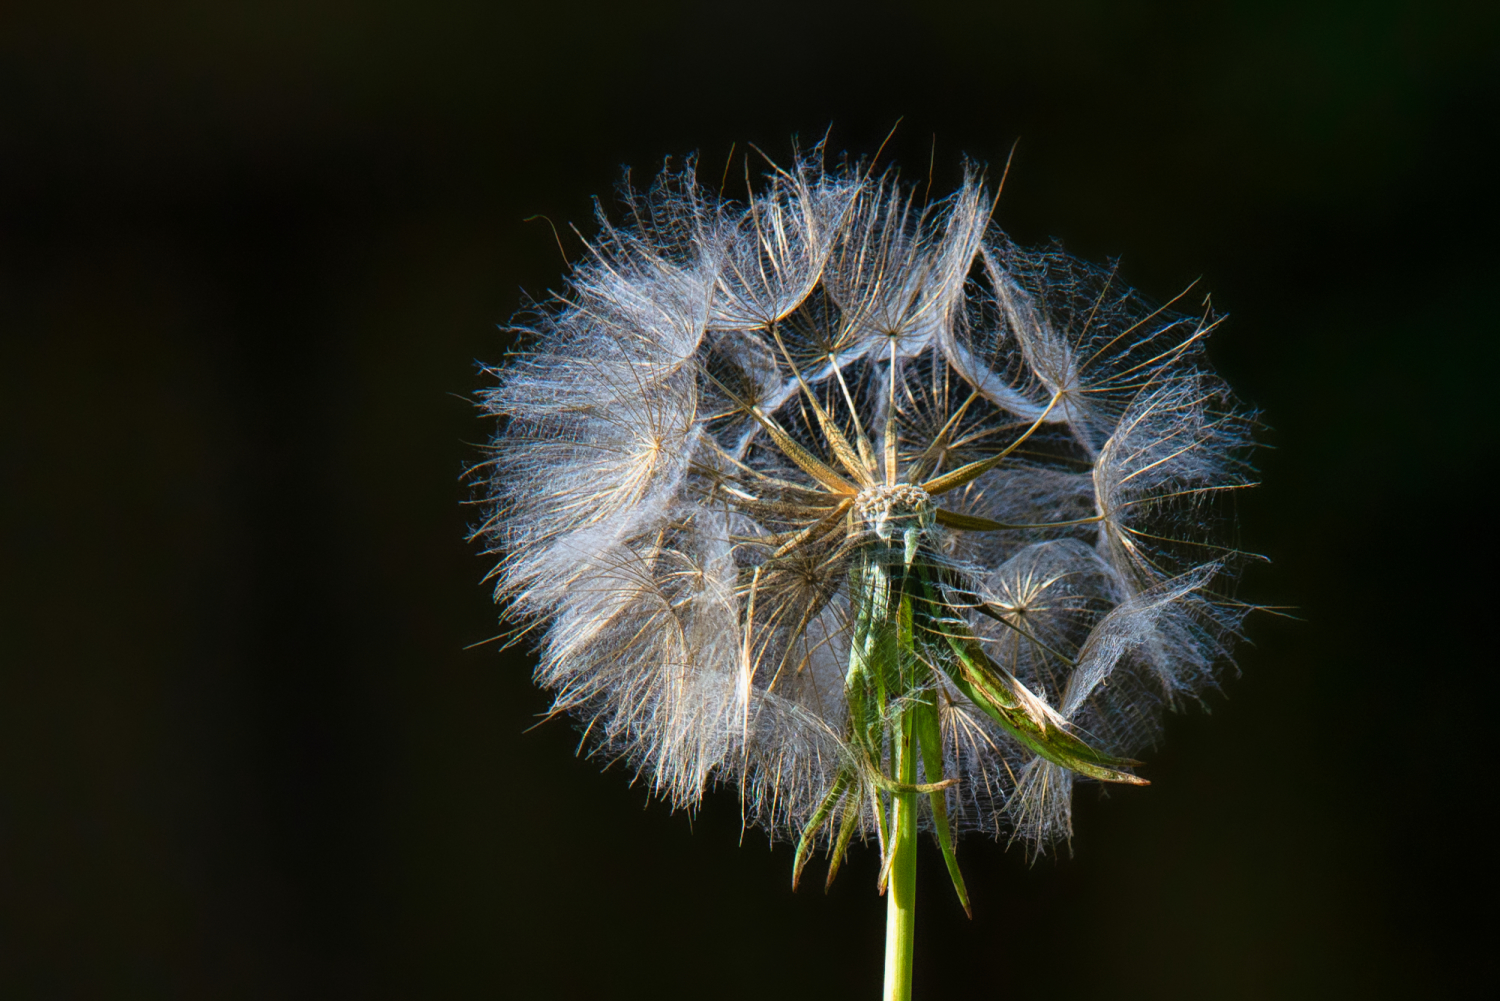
[472,139,1259,1000]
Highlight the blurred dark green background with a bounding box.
[2,1,1495,997]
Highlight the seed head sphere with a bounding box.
[472,143,1256,860]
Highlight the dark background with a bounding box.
[3,1,1496,997]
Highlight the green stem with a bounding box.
[882,709,917,1001]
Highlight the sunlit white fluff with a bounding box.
[472,142,1257,852]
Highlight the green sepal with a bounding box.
[824,775,864,892]
[897,579,915,685]
[948,635,1146,784]
[858,753,957,795]
[868,778,891,889]
[792,769,850,891]
[914,693,971,918]
[916,572,1147,786]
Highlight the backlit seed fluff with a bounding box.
[472,144,1258,851]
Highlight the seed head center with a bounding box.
[854,483,932,521]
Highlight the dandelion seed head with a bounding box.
[472,140,1258,852]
